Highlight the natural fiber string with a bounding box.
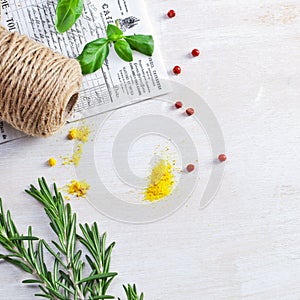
[0,25,82,136]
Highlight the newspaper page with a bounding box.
[0,0,170,143]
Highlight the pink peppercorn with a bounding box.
[167,10,176,18]
[173,66,181,75]
[175,101,183,109]
[186,164,195,172]
[186,108,194,116]
[218,154,227,162]
[191,49,200,57]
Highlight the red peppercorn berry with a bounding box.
[186,108,194,116]
[218,154,227,162]
[175,101,183,109]
[173,65,181,75]
[186,164,195,173]
[192,49,200,57]
[167,10,176,18]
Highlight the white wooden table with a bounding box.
[1,0,300,299]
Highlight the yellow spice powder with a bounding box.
[63,125,90,166]
[68,126,90,143]
[67,180,90,198]
[144,159,175,202]
[48,157,56,167]
[63,144,83,166]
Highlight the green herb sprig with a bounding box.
[55,0,84,34]
[119,284,144,300]
[77,24,154,75]
[0,178,144,300]
[55,0,154,75]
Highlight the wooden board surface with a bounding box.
[1,0,300,299]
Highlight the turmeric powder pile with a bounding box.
[68,126,90,143]
[144,159,175,201]
[67,180,90,198]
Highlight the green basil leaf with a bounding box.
[77,38,110,75]
[55,0,83,33]
[114,39,133,62]
[106,24,123,42]
[124,35,154,56]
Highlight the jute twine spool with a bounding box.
[0,25,82,137]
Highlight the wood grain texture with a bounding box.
[1,0,300,299]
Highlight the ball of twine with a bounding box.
[0,25,82,137]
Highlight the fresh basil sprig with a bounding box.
[77,38,110,75]
[77,24,154,75]
[55,0,84,33]
[124,35,154,56]
[114,39,133,62]
[106,23,124,41]
[55,0,154,75]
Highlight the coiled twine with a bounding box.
[0,26,82,136]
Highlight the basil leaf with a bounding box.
[55,0,84,33]
[114,39,133,62]
[124,35,154,56]
[106,24,123,42]
[77,38,110,75]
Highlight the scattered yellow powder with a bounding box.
[63,125,90,166]
[144,159,175,202]
[63,144,83,166]
[68,126,90,143]
[68,129,77,140]
[67,180,90,198]
[48,158,56,167]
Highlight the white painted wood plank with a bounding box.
[1,0,300,299]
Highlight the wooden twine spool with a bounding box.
[0,25,82,137]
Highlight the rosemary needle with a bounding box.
[0,177,144,300]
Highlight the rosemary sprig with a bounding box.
[120,284,144,300]
[0,178,144,300]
